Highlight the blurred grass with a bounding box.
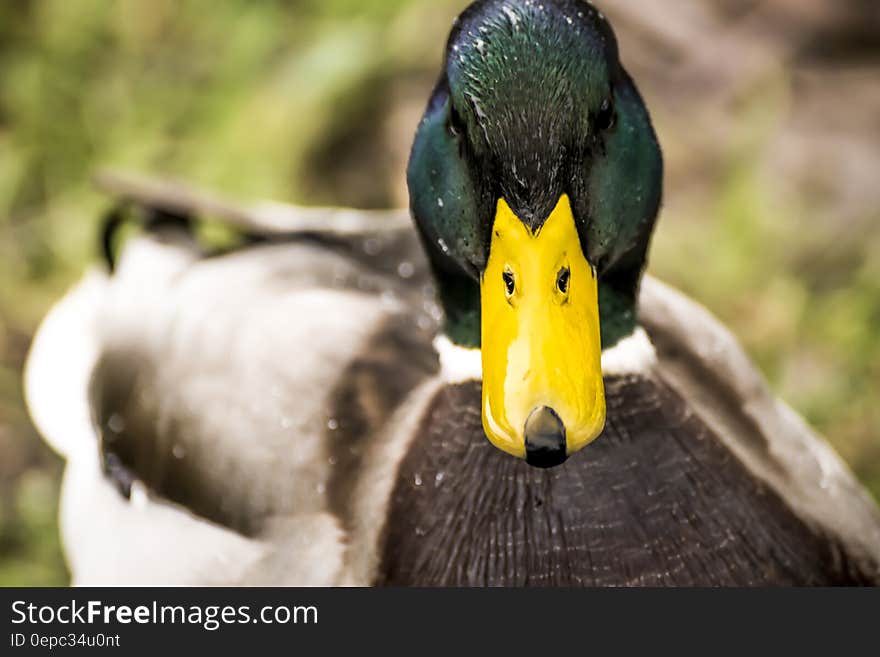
[0,0,877,586]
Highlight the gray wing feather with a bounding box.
[639,275,880,569]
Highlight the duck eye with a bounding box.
[556,267,570,295]
[502,269,516,298]
[596,97,616,131]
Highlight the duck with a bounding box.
[25,0,880,586]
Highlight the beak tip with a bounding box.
[524,406,568,469]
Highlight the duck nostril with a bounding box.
[524,406,567,469]
[556,267,570,295]
[503,268,516,299]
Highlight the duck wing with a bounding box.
[25,181,441,585]
[639,275,880,577]
[94,170,413,238]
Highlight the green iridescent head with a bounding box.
[408,0,663,466]
[410,0,662,345]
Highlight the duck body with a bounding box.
[25,188,880,585]
[25,0,880,586]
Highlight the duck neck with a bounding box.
[597,281,639,349]
[432,264,482,349]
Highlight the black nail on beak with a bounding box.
[524,406,567,469]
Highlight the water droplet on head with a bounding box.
[414,473,423,487]
[172,444,186,460]
[327,418,339,431]
[502,5,521,30]
[397,261,415,279]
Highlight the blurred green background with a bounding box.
[0,0,878,585]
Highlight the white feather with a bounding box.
[434,335,482,383]
[600,327,658,376]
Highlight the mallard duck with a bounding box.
[26,0,880,586]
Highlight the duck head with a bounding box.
[408,0,663,468]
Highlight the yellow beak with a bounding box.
[480,195,606,467]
